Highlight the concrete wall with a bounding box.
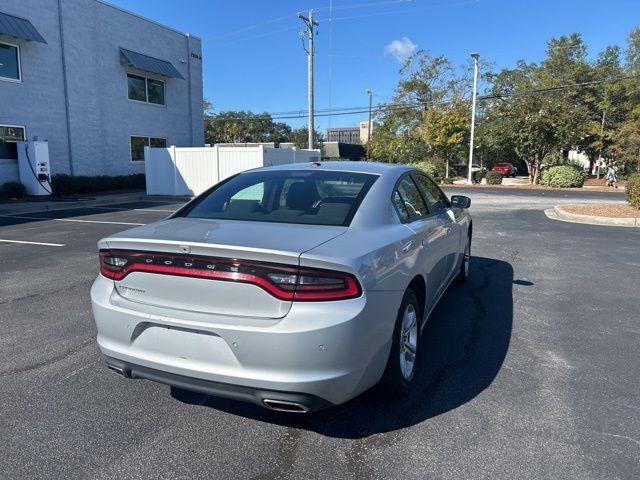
[0,0,69,180]
[0,0,203,184]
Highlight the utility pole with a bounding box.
[366,89,373,160]
[298,10,319,150]
[467,52,480,184]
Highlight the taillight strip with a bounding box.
[99,250,361,302]
[101,262,297,301]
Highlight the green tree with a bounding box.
[611,106,640,173]
[204,110,292,145]
[370,51,466,163]
[422,98,469,177]
[480,35,593,183]
[289,127,324,149]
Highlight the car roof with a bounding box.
[259,161,413,176]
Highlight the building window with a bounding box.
[0,125,25,160]
[127,74,147,102]
[147,78,165,105]
[130,136,167,162]
[127,74,165,105]
[0,42,21,81]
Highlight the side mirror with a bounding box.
[451,195,471,209]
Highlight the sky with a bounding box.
[109,0,640,132]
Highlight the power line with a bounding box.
[209,13,296,41]
[209,74,639,121]
[314,0,414,13]
[316,0,479,22]
[209,0,415,45]
[479,75,638,101]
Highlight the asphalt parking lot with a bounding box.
[1,188,638,479]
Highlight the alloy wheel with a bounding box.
[399,303,418,381]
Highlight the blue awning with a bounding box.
[119,48,184,80]
[0,11,47,44]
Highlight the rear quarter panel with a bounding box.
[300,224,420,294]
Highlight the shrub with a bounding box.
[626,174,640,210]
[51,174,145,196]
[2,181,27,199]
[0,187,7,202]
[485,171,503,185]
[409,161,442,181]
[440,177,454,185]
[565,161,586,173]
[539,165,585,188]
[472,170,485,184]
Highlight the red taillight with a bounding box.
[99,249,361,302]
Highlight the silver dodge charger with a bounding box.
[91,161,472,412]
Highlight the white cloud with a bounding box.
[384,37,417,62]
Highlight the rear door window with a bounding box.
[412,174,449,214]
[394,176,428,221]
[393,190,410,222]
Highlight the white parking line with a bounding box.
[0,239,65,247]
[91,206,177,213]
[1,215,144,226]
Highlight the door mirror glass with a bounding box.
[451,195,471,209]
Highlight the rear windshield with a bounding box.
[177,170,378,226]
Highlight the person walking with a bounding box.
[606,164,618,188]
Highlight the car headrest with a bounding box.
[286,182,319,211]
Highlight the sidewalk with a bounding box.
[0,191,193,215]
[452,176,530,186]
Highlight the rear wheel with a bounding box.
[457,231,471,283]
[380,289,421,396]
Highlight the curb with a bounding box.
[549,205,640,227]
[0,193,193,216]
[445,184,626,193]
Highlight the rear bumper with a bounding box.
[91,275,401,408]
[105,356,333,412]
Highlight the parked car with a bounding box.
[453,164,485,176]
[91,162,472,412]
[491,162,518,177]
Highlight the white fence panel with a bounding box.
[144,147,175,196]
[174,148,219,196]
[295,149,321,163]
[217,147,263,180]
[145,145,321,196]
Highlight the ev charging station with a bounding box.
[17,140,52,196]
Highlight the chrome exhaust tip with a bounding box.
[263,399,310,413]
[107,364,130,377]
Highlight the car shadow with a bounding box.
[171,255,513,439]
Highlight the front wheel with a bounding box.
[380,289,421,397]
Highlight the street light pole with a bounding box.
[467,52,480,184]
[366,89,373,160]
[298,10,319,150]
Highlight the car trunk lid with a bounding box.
[100,218,347,319]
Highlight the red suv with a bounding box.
[491,163,517,177]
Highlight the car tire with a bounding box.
[380,288,421,397]
[457,230,471,283]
